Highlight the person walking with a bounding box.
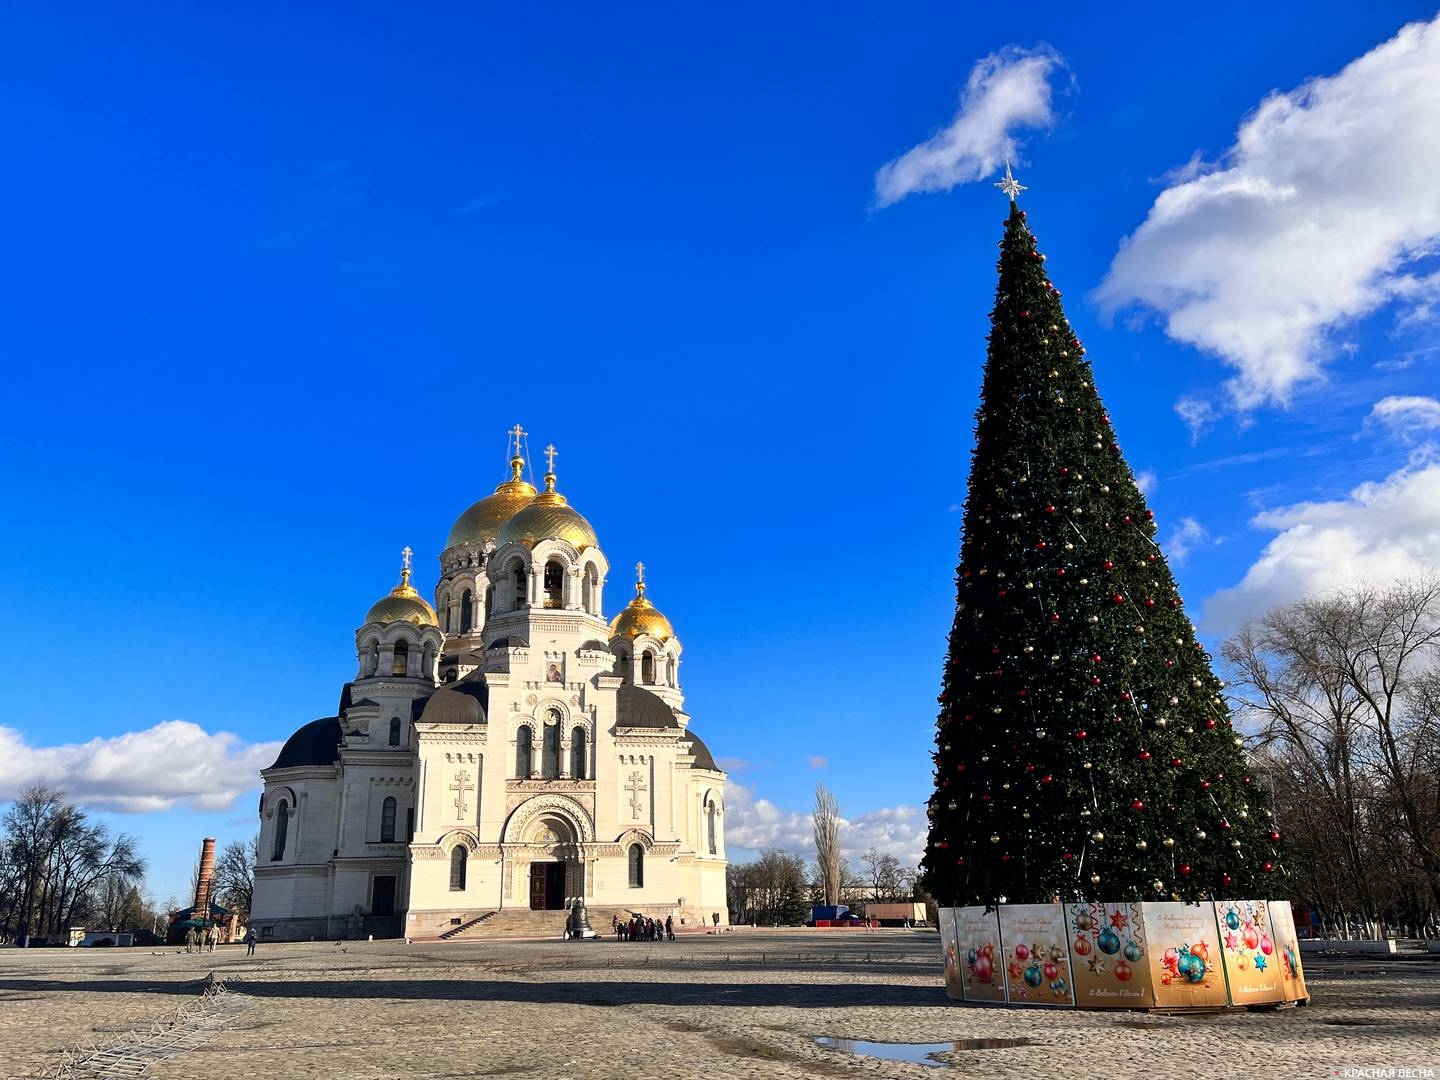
[665,915,674,942]
[184,927,197,954]
[245,928,257,956]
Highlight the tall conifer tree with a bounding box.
[922,181,1285,906]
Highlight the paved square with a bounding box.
[3,932,1438,1078]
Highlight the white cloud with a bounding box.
[0,721,280,813]
[1203,459,1440,631]
[1166,516,1209,565]
[724,783,928,867]
[1368,395,1440,438]
[1175,397,1218,443]
[808,755,828,770]
[874,45,1066,207]
[1136,469,1158,496]
[1097,15,1440,409]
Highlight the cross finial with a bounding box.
[995,161,1026,201]
[635,561,646,596]
[544,443,558,474]
[508,423,526,459]
[400,545,413,586]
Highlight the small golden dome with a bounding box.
[495,462,597,551]
[446,456,538,549]
[609,565,675,641]
[365,552,438,627]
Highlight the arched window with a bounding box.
[542,720,560,779]
[582,566,596,613]
[368,641,380,677]
[460,589,473,633]
[484,585,494,623]
[392,640,409,677]
[667,656,677,686]
[449,845,467,891]
[615,650,630,683]
[543,560,564,608]
[515,727,533,777]
[381,796,397,842]
[271,800,289,861]
[442,594,452,633]
[628,843,644,888]
[707,800,717,855]
[641,651,655,685]
[389,717,401,746]
[512,562,527,610]
[570,726,587,779]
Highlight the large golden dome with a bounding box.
[496,469,597,550]
[365,556,438,627]
[609,568,675,641]
[446,457,538,549]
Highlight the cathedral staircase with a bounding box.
[438,911,497,939]
[437,906,636,941]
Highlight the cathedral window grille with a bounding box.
[641,651,655,685]
[628,844,644,888]
[460,589,473,633]
[570,726,587,779]
[388,717,401,746]
[380,796,397,842]
[543,560,564,608]
[271,800,289,861]
[707,800,717,855]
[515,727,533,777]
[392,641,409,677]
[542,721,561,779]
[449,845,467,891]
[512,562,526,610]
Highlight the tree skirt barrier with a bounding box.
[939,900,1309,1009]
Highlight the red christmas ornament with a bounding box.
[1113,593,1126,604]
[998,589,1007,597]
[1204,718,1217,729]
[1222,874,1233,887]
[1046,504,1057,514]
[1268,830,1281,843]
[1122,515,1132,524]
[1091,653,1103,664]
[1131,799,1145,811]
[1262,862,1274,873]
[1171,758,1183,768]
[1040,774,1053,785]
[1062,852,1074,861]
[1102,560,1114,571]
[1220,820,1231,831]
[956,857,967,866]
[1120,691,1132,703]
[1179,864,1192,877]
[1139,750,1152,761]
[1075,729,1088,740]
[1144,510,1154,520]
[937,840,949,849]
[981,794,992,802]
[1090,676,1101,686]
[1050,613,1061,623]
[1001,853,1012,862]
[1145,598,1156,608]
[956,763,967,773]
[1036,541,1048,550]
[1200,780,1211,790]
[1059,466,1069,475]
[1056,568,1066,577]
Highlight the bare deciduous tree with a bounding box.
[812,783,842,907]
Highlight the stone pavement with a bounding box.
[2,931,1438,1078]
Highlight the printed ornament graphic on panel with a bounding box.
[1215,900,1285,1006]
[955,906,1007,1003]
[1141,902,1227,1009]
[999,904,1074,1006]
[1266,901,1310,1004]
[1066,901,1154,1007]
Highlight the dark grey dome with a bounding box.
[270,717,342,769]
[418,674,489,725]
[687,730,720,772]
[616,684,679,729]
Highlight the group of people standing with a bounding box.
[613,914,673,942]
[183,925,221,953]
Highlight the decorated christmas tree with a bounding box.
[922,172,1284,907]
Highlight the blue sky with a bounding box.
[3,3,1439,906]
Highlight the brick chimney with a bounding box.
[193,837,217,921]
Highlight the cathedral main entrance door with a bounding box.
[529,862,567,910]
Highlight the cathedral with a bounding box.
[249,432,728,941]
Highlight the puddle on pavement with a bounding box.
[815,1036,1034,1067]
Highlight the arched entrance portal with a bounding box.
[525,814,582,911]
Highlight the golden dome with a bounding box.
[446,457,538,549]
[365,553,438,627]
[609,566,675,641]
[496,466,597,551]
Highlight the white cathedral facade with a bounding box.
[250,436,728,941]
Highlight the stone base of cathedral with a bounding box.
[939,901,1309,1010]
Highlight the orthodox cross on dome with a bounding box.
[400,545,413,586]
[450,769,474,818]
[543,443,558,474]
[507,423,526,458]
[635,561,646,597]
[995,161,1026,201]
[626,770,647,819]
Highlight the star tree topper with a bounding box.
[994,161,1026,201]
